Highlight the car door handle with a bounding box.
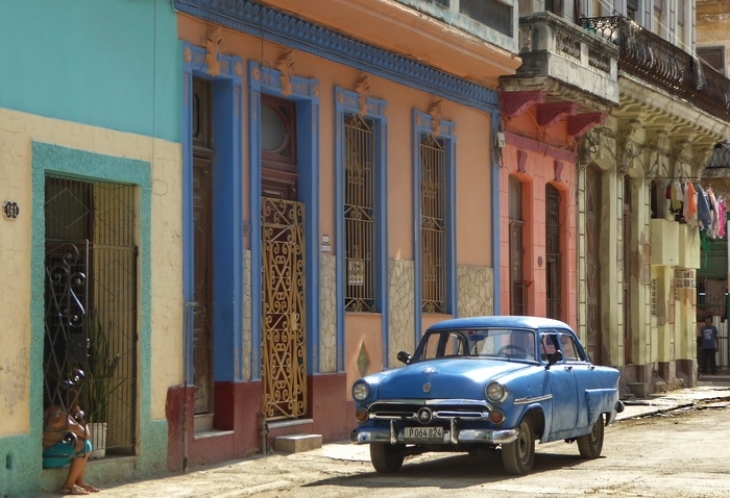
[564,366,573,371]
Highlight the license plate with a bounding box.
[404,426,443,440]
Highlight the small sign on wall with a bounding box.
[3,201,19,220]
[321,234,331,252]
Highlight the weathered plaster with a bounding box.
[388,259,415,367]
[457,265,494,318]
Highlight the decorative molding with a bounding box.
[174,0,499,112]
[673,139,693,179]
[536,102,579,128]
[554,160,563,182]
[646,129,669,179]
[428,100,443,136]
[276,50,295,96]
[517,149,528,173]
[619,119,642,174]
[505,131,577,163]
[355,76,371,116]
[567,113,606,138]
[205,27,224,77]
[501,90,546,119]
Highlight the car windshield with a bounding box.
[416,328,537,361]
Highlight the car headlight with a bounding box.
[485,381,507,402]
[352,381,370,401]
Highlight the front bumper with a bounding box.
[351,419,518,445]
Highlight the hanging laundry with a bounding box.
[684,182,698,227]
[708,188,719,238]
[670,180,683,212]
[697,187,712,231]
[717,197,726,239]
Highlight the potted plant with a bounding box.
[86,310,122,458]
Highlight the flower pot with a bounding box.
[88,422,107,459]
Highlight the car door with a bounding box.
[563,332,611,429]
[541,331,579,434]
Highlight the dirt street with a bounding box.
[86,402,730,498]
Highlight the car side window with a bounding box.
[559,334,584,362]
[540,333,559,362]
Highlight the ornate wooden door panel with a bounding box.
[262,198,307,420]
[193,155,213,414]
[192,77,214,415]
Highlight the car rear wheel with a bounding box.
[370,443,405,473]
[501,418,535,475]
[577,415,604,458]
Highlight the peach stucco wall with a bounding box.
[178,14,495,383]
[499,111,578,329]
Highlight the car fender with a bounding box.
[510,400,551,442]
[585,388,619,426]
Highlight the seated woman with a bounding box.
[43,388,99,495]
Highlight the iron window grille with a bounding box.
[420,134,447,314]
[344,114,376,312]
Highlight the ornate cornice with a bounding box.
[174,0,499,112]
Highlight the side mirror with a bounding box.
[545,350,563,370]
[396,351,411,365]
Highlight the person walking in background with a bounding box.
[699,315,719,376]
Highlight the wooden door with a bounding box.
[586,167,603,364]
[546,184,562,320]
[192,78,214,414]
[260,94,306,420]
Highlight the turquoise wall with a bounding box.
[0,0,180,142]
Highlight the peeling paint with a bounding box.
[0,348,29,416]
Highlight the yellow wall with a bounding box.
[0,109,182,436]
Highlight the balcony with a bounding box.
[580,16,730,122]
[502,12,619,106]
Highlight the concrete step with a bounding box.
[274,434,323,454]
[194,413,214,433]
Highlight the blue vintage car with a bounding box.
[350,316,624,475]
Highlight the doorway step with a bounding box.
[274,434,322,453]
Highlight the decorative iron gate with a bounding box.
[44,177,137,456]
[262,197,307,420]
[44,241,89,410]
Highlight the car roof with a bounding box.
[426,315,573,332]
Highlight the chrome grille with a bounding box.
[368,399,490,421]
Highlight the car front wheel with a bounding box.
[501,417,535,475]
[370,443,405,473]
[577,415,604,458]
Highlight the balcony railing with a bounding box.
[580,16,730,121]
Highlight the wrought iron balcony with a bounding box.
[580,16,730,121]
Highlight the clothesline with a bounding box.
[667,180,726,239]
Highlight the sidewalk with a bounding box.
[616,376,730,421]
[40,381,730,497]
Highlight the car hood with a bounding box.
[375,359,530,400]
